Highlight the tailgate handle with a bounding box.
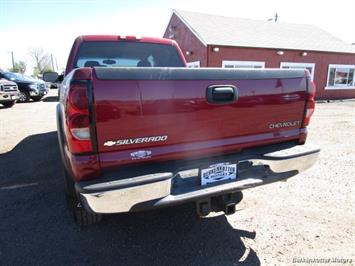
[206,85,238,104]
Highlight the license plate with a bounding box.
[200,162,237,186]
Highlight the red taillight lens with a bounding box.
[68,84,88,110]
[70,114,89,128]
[65,82,92,154]
[303,78,316,127]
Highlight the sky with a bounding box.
[1,0,355,74]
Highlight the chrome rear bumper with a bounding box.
[77,143,320,214]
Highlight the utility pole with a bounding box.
[11,51,15,69]
[55,58,58,71]
[267,13,279,22]
[51,54,55,71]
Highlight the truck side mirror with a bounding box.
[43,71,59,83]
[57,74,64,83]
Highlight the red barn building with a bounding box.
[164,10,355,100]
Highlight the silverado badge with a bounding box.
[104,135,168,147]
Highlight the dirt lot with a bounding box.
[0,90,354,265]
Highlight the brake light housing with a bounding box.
[118,35,140,40]
[302,72,316,127]
[65,81,92,154]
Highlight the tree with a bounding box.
[9,61,27,74]
[28,47,52,76]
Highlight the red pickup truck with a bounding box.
[44,35,320,226]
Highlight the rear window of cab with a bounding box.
[74,41,185,68]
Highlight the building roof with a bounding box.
[173,10,355,54]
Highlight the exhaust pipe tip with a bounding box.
[224,203,236,215]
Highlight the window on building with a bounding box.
[222,60,265,69]
[187,61,200,68]
[326,64,355,89]
[280,62,315,81]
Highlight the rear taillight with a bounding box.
[118,35,139,40]
[66,81,92,154]
[303,74,316,127]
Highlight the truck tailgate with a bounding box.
[92,68,307,168]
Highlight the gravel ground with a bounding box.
[0,90,354,265]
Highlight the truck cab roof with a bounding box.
[77,35,176,45]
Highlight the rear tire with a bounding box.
[73,202,103,226]
[18,91,30,102]
[63,171,102,226]
[2,101,16,108]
